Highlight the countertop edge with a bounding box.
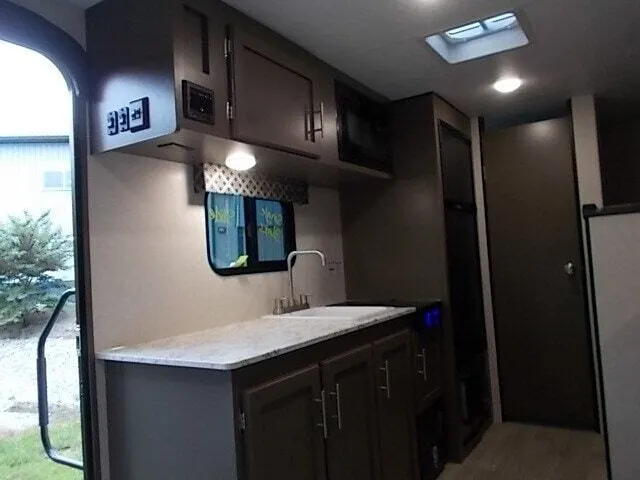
[96,307,416,370]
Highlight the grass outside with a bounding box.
[0,422,83,480]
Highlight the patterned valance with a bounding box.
[193,164,309,204]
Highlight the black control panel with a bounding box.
[107,97,150,136]
[182,80,215,125]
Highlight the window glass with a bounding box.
[445,22,484,42]
[256,199,286,262]
[205,193,295,275]
[206,193,247,269]
[484,13,517,31]
[443,12,518,44]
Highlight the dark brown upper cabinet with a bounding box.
[87,0,392,186]
[176,0,229,139]
[374,330,419,480]
[321,345,381,480]
[227,26,325,159]
[243,365,328,480]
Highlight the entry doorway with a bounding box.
[482,116,597,429]
[0,10,94,477]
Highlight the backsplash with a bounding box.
[88,152,345,351]
[194,163,309,204]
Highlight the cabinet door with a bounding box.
[228,25,323,158]
[322,345,380,480]
[414,335,442,409]
[243,365,327,480]
[175,0,229,137]
[374,330,419,480]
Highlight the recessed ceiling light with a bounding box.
[493,77,523,93]
[225,152,256,171]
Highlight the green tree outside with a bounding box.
[0,211,73,327]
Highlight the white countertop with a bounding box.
[96,306,415,370]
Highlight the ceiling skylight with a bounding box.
[426,12,529,64]
[443,13,518,44]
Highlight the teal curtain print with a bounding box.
[256,199,286,262]
[207,193,247,268]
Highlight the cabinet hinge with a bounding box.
[224,38,232,59]
[226,101,234,120]
[239,412,246,432]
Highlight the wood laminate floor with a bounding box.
[440,422,607,480]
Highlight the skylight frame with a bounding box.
[442,12,518,45]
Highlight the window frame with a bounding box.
[204,192,297,276]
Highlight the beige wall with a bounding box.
[572,95,604,208]
[571,95,604,431]
[470,117,502,423]
[88,153,345,479]
[88,152,346,351]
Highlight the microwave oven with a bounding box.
[335,80,392,172]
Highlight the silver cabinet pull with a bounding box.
[306,102,324,141]
[314,102,324,139]
[329,383,343,430]
[314,390,328,439]
[304,108,311,141]
[417,348,427,382]
[380,360,391,399]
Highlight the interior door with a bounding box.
[373,330,418,480]
[228,25,321,158]
[321,345,380,480]
[482,116,597,429]
[243,364,327,480]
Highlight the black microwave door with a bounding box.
[336,81,391,172]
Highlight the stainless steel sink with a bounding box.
[275,306,393,320]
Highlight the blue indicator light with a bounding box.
[423,307,442,328]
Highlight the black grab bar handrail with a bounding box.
[36,288,83,470]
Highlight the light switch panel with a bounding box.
[129,97,150,133]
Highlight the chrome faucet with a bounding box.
[274,249,326,314]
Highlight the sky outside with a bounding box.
[0,39,71,137]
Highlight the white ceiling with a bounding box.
[73,0,640,117]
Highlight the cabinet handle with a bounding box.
[417,348,428,382]
[330,383,343,430]
[380,360,391,399]
[314,102,325,139]
[306,102,324,141]
[304,109,311,141]
[314,390,328,439]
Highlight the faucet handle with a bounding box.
[273,297,289,315]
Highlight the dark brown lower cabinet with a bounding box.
[374,330,419,480]
[242,336,419,480]
[322,345,380,480]
[414,332,443,410]
[103,314,423,480]
[243,364,327,480]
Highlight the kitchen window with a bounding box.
[205,192,296,276]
